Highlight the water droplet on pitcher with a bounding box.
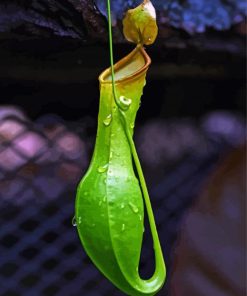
[130,122,135,129]
[97,164,108,173]
[121,224,125,231]
[103,114,112,126]
[119,96,132,110]
[72,216,77,227]
[120,203,125,209]
[139,215,142,221]
[78,216,82,224]
[128,202,139,213]
[103,196,106,202]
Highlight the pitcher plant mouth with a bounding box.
[99,45,151,85]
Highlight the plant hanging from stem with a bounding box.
[75,1,166,295]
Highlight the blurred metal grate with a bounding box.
[0,110,245,296]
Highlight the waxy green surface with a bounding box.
[75,46,166,295]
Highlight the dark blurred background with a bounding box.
[0,1,246,296]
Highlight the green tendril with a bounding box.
[107,0,119,107]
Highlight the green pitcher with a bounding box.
[75,1,166,295]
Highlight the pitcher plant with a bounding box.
[75,1,166,295]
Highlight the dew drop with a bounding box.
[120,203,125,209]
[72,216,77,227]
[139,215,142,221]
[103,114,112,126]
[121,224,125,231]
[78,216,82,224]
[128,202,139,213]
[119,96,132,110]
[130,122,135,129]
[103,195,107,202]
[97,164,108,173]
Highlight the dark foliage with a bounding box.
[0,0,107,41]
[96,0,247,33]
[0,0,246,41]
